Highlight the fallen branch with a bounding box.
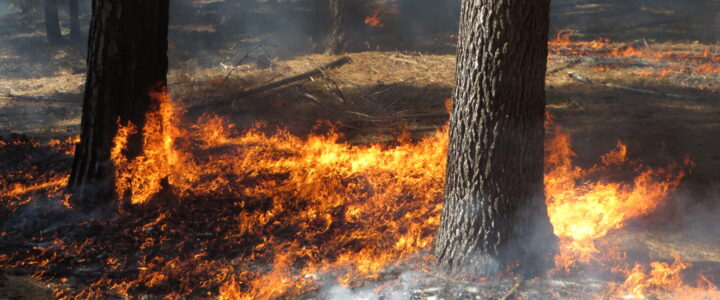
[499,278,524,300]
[567,72,694,99]
[231,57,352,100]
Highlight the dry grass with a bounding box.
[0,273,54,300]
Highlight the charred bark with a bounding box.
[324,0,346,55]
[43,0,62,44]
[433,0,557,276]
[68,0,169,211]
[68,0,81,41]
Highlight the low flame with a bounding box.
[104,93,697,298]
[609,254,720,299]
[549,30,720,78]
[0,137,74,213]
[0,89,710,298]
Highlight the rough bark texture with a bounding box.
[324,0,346,55]
[434,0,557,276]
[68,0,169,211]
[43,0,62,44]
[68,0,81,41]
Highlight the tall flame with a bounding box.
[545,124,690,270]
[112,90,194,204]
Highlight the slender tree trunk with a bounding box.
[433,0,556,277]
[324,0,346,55]
[68,0,81,41]
[44,0,63,44]
[68,0,170,211]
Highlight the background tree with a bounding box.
[324,0,346,55]
[433,0,557,276]
[68,0,81,41]
[68,0,170,211]
[43,0,62,44]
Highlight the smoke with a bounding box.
[321,270,429,300]
[0,0,16,17]
[549,0,720,43]
[165,0,461,71]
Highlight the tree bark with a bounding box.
[433,0,556,277]
[324,0,346,55]
[43,0,62,44]
[68,0,81,41]
[68,0,169,211]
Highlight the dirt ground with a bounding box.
[0,0,719,297]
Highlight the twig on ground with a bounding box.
[345,111,377,119]
[231,56,352,100]
[317,68,348,104]
[219,44,264,87]
[567,72,694,99]
[386,55,427,69]
[548,59,582,75]
[300,92,320,103]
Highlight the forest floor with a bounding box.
[1,0,719,298]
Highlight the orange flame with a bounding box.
[106,94,694,298]
[364,6,396,28]
[609,254,720,299]
[112,90,195,204]
[545,125,689,270]
[1,88,706,298]
[364,9,384,27]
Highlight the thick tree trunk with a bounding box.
[44,0,62,44]
[68,0,170,211]
[68,0,81,41]
[324,0,346,55]
[433,0,556,277]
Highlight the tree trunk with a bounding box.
[68,0,81,41]
[68,0,170,211]
[44,0,62,44]
[433,0,556,277]
[324,0,346,55]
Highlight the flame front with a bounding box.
[0,87,712,298]
[101,92,701,298]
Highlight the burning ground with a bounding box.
[2,0,720,299]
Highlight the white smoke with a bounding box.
[322,270,429,300]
